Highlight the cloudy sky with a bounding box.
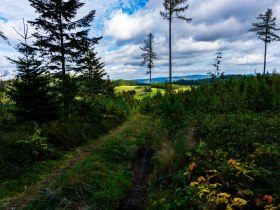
[1,0,280,80]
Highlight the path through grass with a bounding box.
[18,114,153,210]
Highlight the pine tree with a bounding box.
[140,33,157,90]
[208,51,223,80]
[78,42,106,97]
[6,20,57,122]
[103,76,115,97]
[249,9,280,75]
[160,0,192,84]
[28,0,101,106]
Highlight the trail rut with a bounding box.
[118,137,154,210]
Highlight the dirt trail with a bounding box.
[3,148,91,210]
[118,137,154,210]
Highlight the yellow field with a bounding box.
[115,85,190,99]
[115,86,164,99]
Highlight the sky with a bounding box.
[1,0,280,80]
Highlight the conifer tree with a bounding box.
[208,51,223,80]
[140,33,157,89]
[28,0,101,106]
[7,20,57,122]
[160,0,192,84]
[78,42,106,97]
[249,9,280,75]
[103,76,115,97]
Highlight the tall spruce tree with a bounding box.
[160,0,191,84]
[140,33,157,89]
[249,9,280,75]
[7,20,57,122]
[78,42,106,97]
[28,0,101,106]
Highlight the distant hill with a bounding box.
[132,74,254,84]
[132,75,211,83]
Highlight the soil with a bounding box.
[118,137,154,210]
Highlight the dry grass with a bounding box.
[154,142,177,176]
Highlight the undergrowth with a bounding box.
[23,114,152,210]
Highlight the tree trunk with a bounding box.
[150,67,152,91]
[169,3,172,85]
[149,37,152,90]
[264,40,267,75]
[58,2,68,109]
[59,13,65,76]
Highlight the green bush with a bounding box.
[0,124,54,179]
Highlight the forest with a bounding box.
[0,0,280,210]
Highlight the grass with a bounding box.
[115,86,140,93]
[115,85,190,100]
[23,114,153,210]
[0,152,75,208]
[174,85,191,92]
[135,88,165,100]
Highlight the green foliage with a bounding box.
[8,76,58,123]
[157,93,188,140]
[147,74,280,210]
[6,21,58,123]
[28,0,102,110]
[0,76,13,123]
[112,79,139,86]
[78,42,107,97]
[24,115,150,209]
[0,124,57,180]
[16,124,50,161]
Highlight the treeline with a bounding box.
[173,74,251,86]
[111,79,140,86]
[140,74,280,209]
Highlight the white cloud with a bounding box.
[1,0,280,79]
[174,38,223,52]
[230,54,264,65]
[104,9,159,41]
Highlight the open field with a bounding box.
[115,85,190,99]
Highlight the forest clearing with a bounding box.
[1,0,280,209]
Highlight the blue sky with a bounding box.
[1,0,280,80]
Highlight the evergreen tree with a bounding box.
[249,9,280,75]
[6,20,57,122]
[208,51,223,80]
[28,0,101,106]
[140,33,157,90]
[78,42,106,97]
[103,76,115,97]
[160,0,192,84]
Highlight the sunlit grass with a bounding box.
[23,114,152,210]
[115,85,190,99]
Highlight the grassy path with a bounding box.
[118,137,154,210]
[0,114,153,210]
[3,148,91,210]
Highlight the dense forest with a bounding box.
[1,0,280,210]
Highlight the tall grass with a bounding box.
[23,114,153,210]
